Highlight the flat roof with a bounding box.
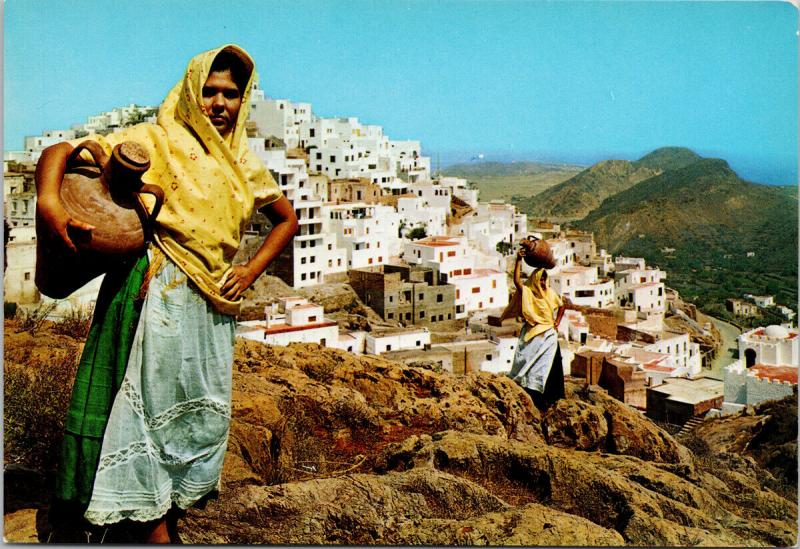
[261,320,338,335]
[291,303,320,310]
[648,377,723,404]
[751,365,798,384]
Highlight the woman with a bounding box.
[36,44,298,542]
[502,241,567,412]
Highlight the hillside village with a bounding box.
[4,89,798,433]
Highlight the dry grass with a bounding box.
[4,349,79,472]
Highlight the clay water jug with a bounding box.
[35,140,164,299]
[522,235,556,269]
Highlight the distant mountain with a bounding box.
[442,161,582,178]
[632,147,703,172]
[576,157,797,307]
[516,159,661,220]
[577,158,791,255]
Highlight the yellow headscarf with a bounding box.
[500,268,563,342]
[70,44,282,315]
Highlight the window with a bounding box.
[464,268,472,275]
[301,257,307,264]
[416,340,421,346]
[24,272,30,281]
[485,354,492,361]
[419,293,424,300]
[330,155,336,162]
[456,290,460,299]
[337,259,342,266]
[406,312,411,320]
[472,287,480,293]
[388,312,394,319]
[447,251,456,257]
[310,272,316,279]
[492,280,496,289]
[448,313,452,319]
[328,244,333,251]
[386,344,392,351]
[316,152,321,160]
[389,296,393,303]
[437,294,443,302]
[419,311,425,318]
[301,273,307,281]
[489,297,494,304]
[309,315,317,322]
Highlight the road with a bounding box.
[706,315,742,380]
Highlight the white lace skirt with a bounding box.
[508,326,558,393]
[83,255,235,525]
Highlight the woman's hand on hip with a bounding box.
[220,264,258,301]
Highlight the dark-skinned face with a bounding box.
[202,69,242,137]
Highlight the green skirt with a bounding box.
[52,254,149,516]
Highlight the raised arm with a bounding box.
[513,246,525,291]
[221,195,299,301]
[35,142,95,252]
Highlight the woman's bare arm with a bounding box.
[221,195,299,301]
[35,142,95,252]
[513,247,525,291]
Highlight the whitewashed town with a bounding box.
[5,85,797,432]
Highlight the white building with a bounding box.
[620,282,666,317]
[248,145,339,288]
[589,249,615,277]
[4,227,40,304]
[249,88,312,148]
[397,196,447,239]
[236,297,339,347]
[438,176,478,208]
[564,231,596,265]
[450,201,527,258]
[331,331,367,355]
[325,202,401,269]
[365,327,430,355]
[723,324,798,411]
[450,268,508,318]
[615,267,666,299]
[614,256,647,272]
[550,266,615,309]
[745,294,775,308]
[639,330,701,377]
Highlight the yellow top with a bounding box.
[500,268,563,342]
[69,44,282,315]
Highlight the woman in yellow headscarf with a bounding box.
[501,239,567,412]
[36,45,298,542]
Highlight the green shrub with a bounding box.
[4,301,18,318]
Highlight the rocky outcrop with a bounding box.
[3,326,797,545]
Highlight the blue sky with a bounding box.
[5,0,798,184]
